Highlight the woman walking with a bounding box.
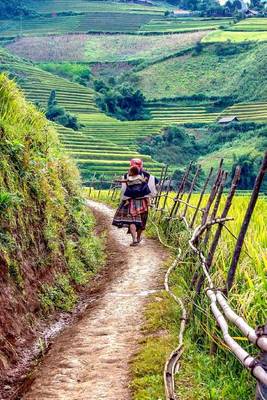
[112,159,157,246]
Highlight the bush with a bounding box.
[96,82,150,121]
[46,90,80,130]
[138,125,201,165]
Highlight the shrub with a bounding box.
[96,83,150,121]
[46,90,80,130]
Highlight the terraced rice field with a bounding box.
[24,0,166,14]
[227,18,267,32]
[1,62,98,114]
[56,124,164,179]
[5,31,209,63]
[0,13,159,37]
[140,17,233,33]
[203,29,267,42]
[0,49,164,178]
[147,102,219,123]
[222,102,267,123]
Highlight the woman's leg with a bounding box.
[137,228,143,242]
[129,223,137,244]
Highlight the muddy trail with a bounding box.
[21,200,167,400]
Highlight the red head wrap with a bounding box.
[130,158,143,169]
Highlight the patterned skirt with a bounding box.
[112,198,148,230]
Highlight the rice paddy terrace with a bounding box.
[0,0,166,37]
[139,16,233,33]
[1,1,266,180]
[203,17,267,42]
[222,101,267,123]
[146,101,220,123]
[0,49,165,178]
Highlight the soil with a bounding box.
[20,200,167,400]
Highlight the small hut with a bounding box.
[218,116,240,125]
[245,9,260,16]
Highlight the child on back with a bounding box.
[118,166,151,200]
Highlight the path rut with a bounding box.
[22,200,167,400]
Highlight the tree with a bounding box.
[231,154,258,189]
[96,83,150,121]
[47,89,57,108]
[45,90,80,131]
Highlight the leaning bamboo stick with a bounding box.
[182,165,201,219]
[216,292,267,352]
[196,166,241,294]
[169,161,193,219]
[227,151,267,292]
[190,167,214,228]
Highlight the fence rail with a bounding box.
[87,152,267,400]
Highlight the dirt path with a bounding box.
[22,200,167,400]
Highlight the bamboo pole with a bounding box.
[182,165,201,220]
[154,165,165,208]
[201,159,224,226]
[156,165,169,209]
[203,171,228,247]
[255,347,267,400]
[196,166,241,294]
[169,161,193,219]
[190,167,213,228]
[161,176,172,215]
[227,152,267,292]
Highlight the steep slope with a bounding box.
[137,42,267,103]
[0,74,104,390]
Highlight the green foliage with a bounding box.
[0,191,20,214]
[40,274,78,312]
[8,261,23,289]
[138,125,201,165]
[39,63,91,86]
[231,153,261,190]
[46,90,80,130]
[0,73,105,319]
[0,0,35,18]
[96,82,150,121]
[137,42,267,102]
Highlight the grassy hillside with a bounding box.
[137,42,267,103]
[0,48,164,178]
[0,12,160,36]
[203,30,267,42]
[140,16,233,33]
[24,0,167,14]
[228,17,267,31]
[203,17,267,42]
[0,74,104,382]
[6,31,208,62]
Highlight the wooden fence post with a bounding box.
[108,175,115,197]
[169,161,193,219]
[161,174,172,215]
[227,152,267,292]
[155,165,168,209]
[201,159,224,226]
[196,166,241,294]
[203,171,228,246]
[190,167,213,228]
[182,165,201,220]
[154,165,165,208]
